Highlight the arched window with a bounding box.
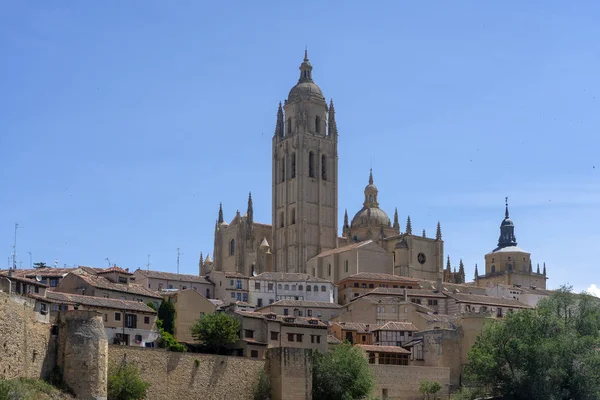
[230,239,235,256]
[315,116,321,133]
[287,118,292,135]
[284,284,289,290]
[291,285,296,291]
[278,284,282,289]
[291,208,296,225]
[369,194,373,202]
[298,285,303,291]
[280,212,284,228]
[306,285,311,292]
[291,152,296,178]
[308,151,315,178]
[507,264,513,271]
[321,155,327,180]
[313,285,318,292]
[321,285,326,292]
[281,157,285,183]
[491,265,496,273]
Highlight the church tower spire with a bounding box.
[328,99,338,137]
[218,203,224,224]
[199,252,203,275]
[247,192,254,225]
[274,102,284,138]
[405,216,412,235]
[474,264,479,280]
[436,222,442,240]
[363,169,379,208]
[393,208,399,231]
[458,259,465,283]
[343,209,350,236]
[497,197,517,248]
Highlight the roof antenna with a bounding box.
[146,254,151,271]
[177,248,183,275]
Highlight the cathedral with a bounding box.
[205,51,445,283]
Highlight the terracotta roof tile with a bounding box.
[376,321,419,332]
[44,291,156,313]
[331,322,379,333]
[444,292,531,308]
[311,240,373,259]
[257,300,340,310]
[135,269,210,284]
[67,272,161,299]
[358,344,411,354]
[97,266,133,275]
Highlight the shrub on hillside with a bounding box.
[107,362,150,400]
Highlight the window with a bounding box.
[243,293,248,302]
[236,293,242,301]
[313,285,318,292]
[321,285,326,292]
[271,331,279,340]
[115,312,121,321]
[307,310,312,317]
[280,212,284,228]
[287,118,292,135]
[236,280,242,289]
[231,292,235,298]
[268,283,274,291]
[254,282,261,290]
[491,265,496,273]
[250,350,259,358]
[51,304,59,312]
[308,151,315,178]
[361,283,367,288]
[321,154,327,180]
[245,330,254,339]
[104,314,108,322]
[230,279,234,287]
[291,285,297,291]
[287,333,294,342]
[306,285,311,291]
[269,299,274,304]
[369,284,374,289]
[291,208,296,225]
[298,285,303,291]
[368,352,376,364]
[497,308,503,318]
[291,152,296,178]
[317,311,322,317]
[49,279,58,287]
[428,299,438,306]
[230,239,235,256]
[416,345,424,360]
[284,284,289,290]
[144,316,150,324]
[296,334,303,342]
[281,157,285,182]
[206,288,210,298]
[257,298,263,307]
[392,307,396,313]
[354,283,359,288]
[315,116,321,133]
[328,264,331,276]
[283,308,289,316]
[345,260,349,273]
[311,335,321,344]
[278,284,282,289]
[125,314,137,329]
[362,335,366,342]
[118,277,128,284]
[200,312,205,318]
[34,286,39,294]
[298,310,303,317]
[148,283,151,288]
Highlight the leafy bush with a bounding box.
[107,362,150,400]
[0,378,68,400]
[252,369,271,400]
[419,380,442,399]
[157,330,186,352]
[312,342,375,400]
[190,312,240,353]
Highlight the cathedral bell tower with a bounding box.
[272,50,339,273]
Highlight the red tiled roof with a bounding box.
[358,344,411,354]
[332,322,379,333]
[311,240,373,259]
[97,266,133,275]
[338,272,420,283]
[444,292,531,308]
[65,272,161,299]
[376,321,419,332]
[134,269,210,283]
[45,291,156,313]
[0,272,48,287]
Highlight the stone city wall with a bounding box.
[370,364,451,400]
[108,346,266,400]
[0,292,56,381]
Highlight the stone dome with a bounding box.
[288,81,325,103]
[351,207,391,229]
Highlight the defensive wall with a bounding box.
[370,364,451,400]
[109,346,266,400]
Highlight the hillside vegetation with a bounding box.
[0,378,74,400]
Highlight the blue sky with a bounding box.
[1,1,599,293]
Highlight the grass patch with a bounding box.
[0,378,73,400]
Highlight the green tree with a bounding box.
[252,369,271,400]
[107,362,150,400]
[464,285,600,400]
[190,312,240,354]
[146,302,156,311]
[157,300,175,335]
[419,380,442,399]
[312,342,375,400]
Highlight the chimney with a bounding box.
[8,269,13,278]
[436,276,443,293]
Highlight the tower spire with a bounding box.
[422,229,426,238]
[328,99,338,136]
[405,216,412,235]
[505,196,509,218]
[199,252,204,275]
[536,263,540,274]
[369,168,374,185]
[497,198,517,248]
[446,255,451,271]
[393,208,399,231]
[218,203,224,224]
[298,48,313,83]
[458,259,465,283]
[436,222,442,240]
[543,262,546,276]
[274,102,284,138]
[247,192,254,225]
[474,263,479,280]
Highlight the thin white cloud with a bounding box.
[586,284,600,297]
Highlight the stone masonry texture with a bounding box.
[108,346,266,400]
[0,292,56,381]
